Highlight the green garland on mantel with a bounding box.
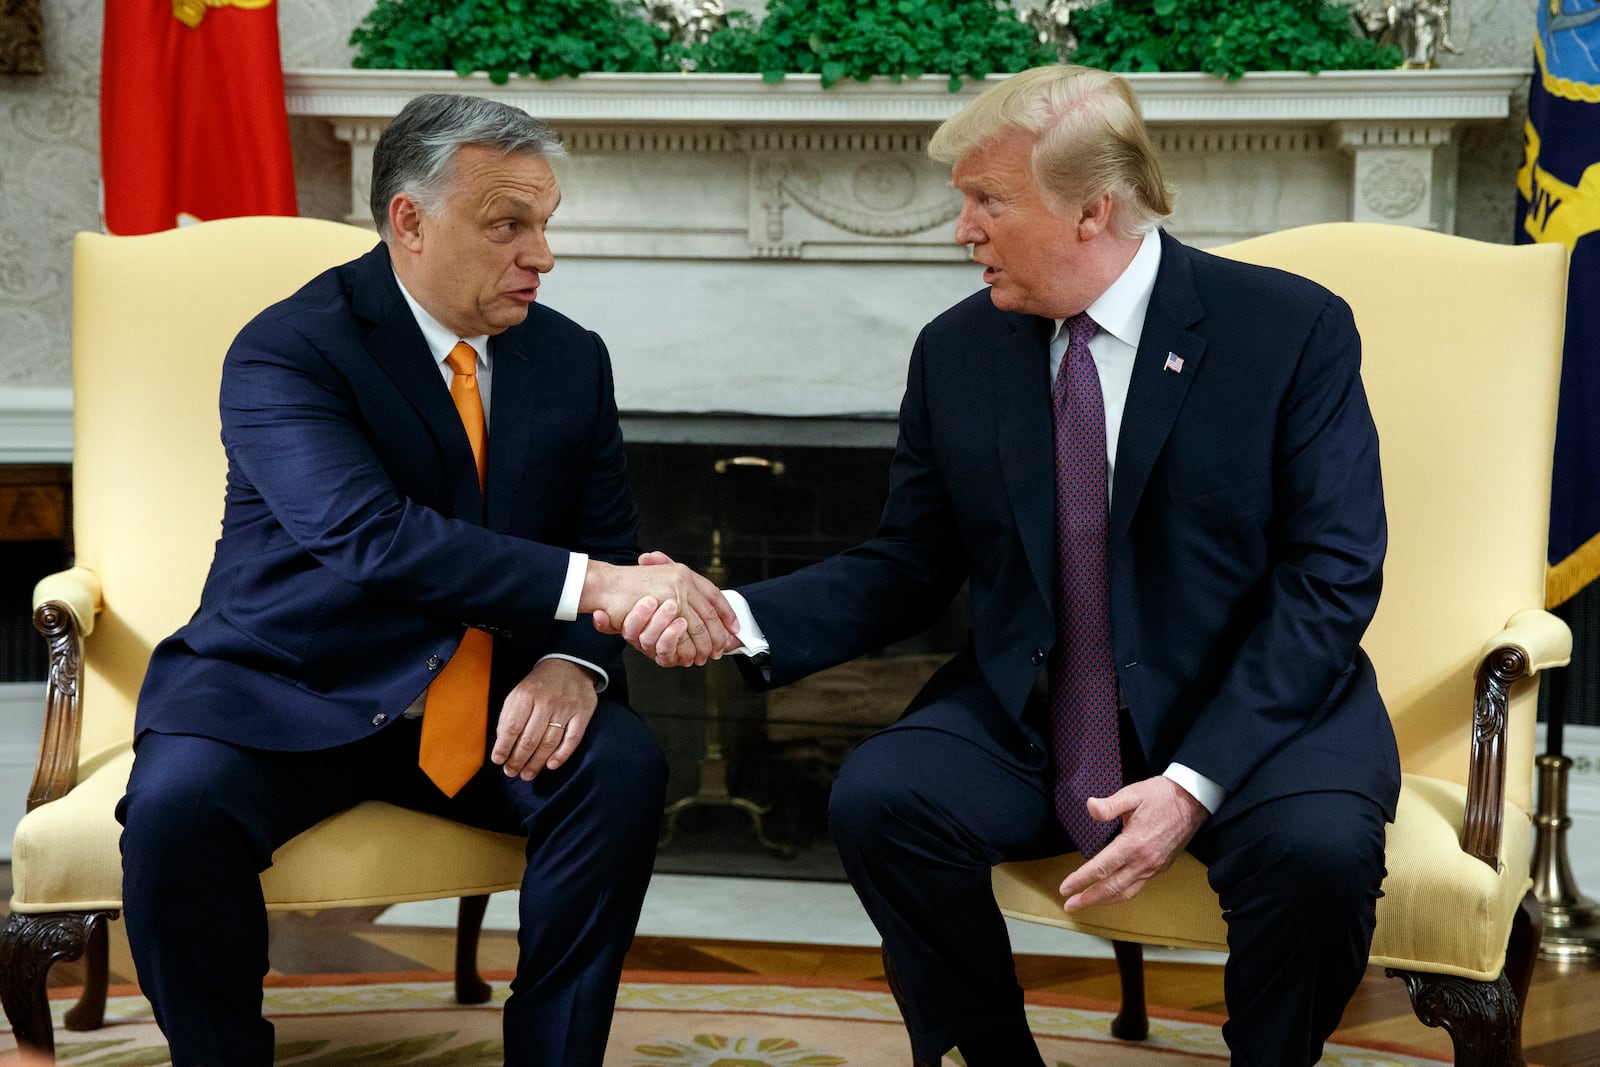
[349,0,1402,89]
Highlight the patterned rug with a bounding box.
[0,971,1454,1065]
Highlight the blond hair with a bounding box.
[929,65,1173,238]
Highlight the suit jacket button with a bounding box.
[372,713,387,726]
[427,655,442,671]
[1031,648,1046,666]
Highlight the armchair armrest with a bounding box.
[33,566,102,637]
[28,567,104,810]
[1480,608,1572,674]
[1461,609,1573,871]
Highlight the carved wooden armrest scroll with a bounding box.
[1459,610,1574,870]
[1460,646,1529,871]
[28,600,84,810]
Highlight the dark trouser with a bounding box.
[827,704,1387,1067]
[116,700,666,1067]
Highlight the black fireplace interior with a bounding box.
[623,436,965,881]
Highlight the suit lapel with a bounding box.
[996,312,1059,611]
[351,245,485,523]
[483,331,540,534]
[1110,233,1207,537]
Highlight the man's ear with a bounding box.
[1076,193,1115,240]
[389,194,425,253]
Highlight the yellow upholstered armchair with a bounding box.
[993,223,1572,1066]
[0,217,527,1053]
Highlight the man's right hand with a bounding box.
[583,554,738,666]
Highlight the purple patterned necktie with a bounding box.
[1049,312,1123,857]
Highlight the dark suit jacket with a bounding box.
[740,231,1401,824]
[136,242,640,752]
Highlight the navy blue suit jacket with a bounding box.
[740,231,1401,824]
[136,242,640,752]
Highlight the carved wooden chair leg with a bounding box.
[1110,939,1149,1040]
[1505,890,1543,1012]
[0,910,111,1054]
[63,916,111,1031]
[454,894,492,1005]
[1387,967,1526,1067]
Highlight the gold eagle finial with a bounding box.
[172,0,274,29]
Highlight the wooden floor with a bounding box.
[4,862,1598,1064]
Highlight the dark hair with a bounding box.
[369,93,566,239]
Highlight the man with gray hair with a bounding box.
[613,65,1398,1065]
[117,92,737,1065]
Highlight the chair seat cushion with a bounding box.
[9,744,528,915]
[991,773,1532,981]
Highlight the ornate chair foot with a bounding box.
[0,910,112,1053]
[1387,967,1525,1067]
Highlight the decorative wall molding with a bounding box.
[0,387,72,465]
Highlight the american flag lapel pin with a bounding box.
[1163,352,1184,374]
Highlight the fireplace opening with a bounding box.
[623,435,966,881]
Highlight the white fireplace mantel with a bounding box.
[286,67,1525,124]
[286,67,1528,252]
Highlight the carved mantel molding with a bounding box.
[285,68,1528,255]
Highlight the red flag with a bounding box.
[101,0,298,235]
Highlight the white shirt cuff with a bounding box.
[722,589,770,656]
[1163,763,1226,815]
[538,652,609,693]
[556,552,588,622]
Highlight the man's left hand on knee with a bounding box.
[492,658,600,779]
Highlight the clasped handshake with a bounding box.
[580,552,744,667]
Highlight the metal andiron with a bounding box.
[1532,751,1600,959]
[660,455,794,858]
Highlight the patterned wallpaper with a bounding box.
[0,0,99,388]
[0,0,1540,389]
[1441,0,1536,244]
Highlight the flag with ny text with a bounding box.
[101,0,298,235]
[1517,0,1600,608]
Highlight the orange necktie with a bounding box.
[419,342,493,796]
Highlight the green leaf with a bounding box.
[346,0,1401,86]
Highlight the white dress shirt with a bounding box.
[726,230,1225,814]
